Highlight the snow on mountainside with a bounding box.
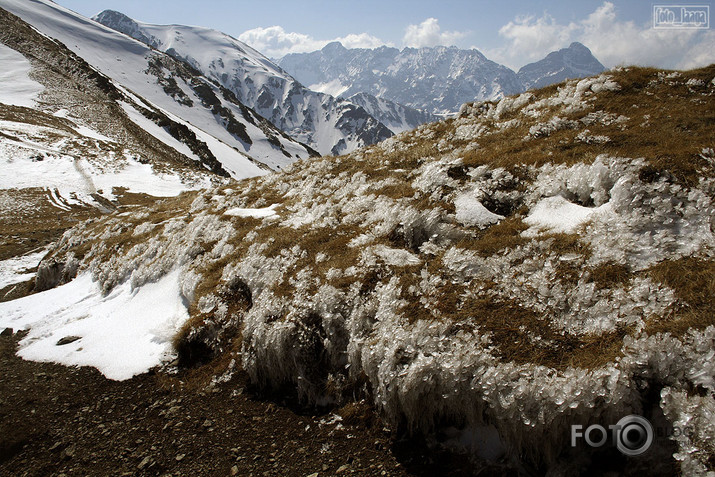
[347,92,438,134]
[0,5,223,275]
[4,65,714,474]
[518,42,606,90]
[0,0,316,177]
[279,42,525,115]
[93,10,394,156]
[279,41,606,115]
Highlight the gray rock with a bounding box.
[56,336,81,346]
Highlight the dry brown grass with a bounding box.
[337,400,379,428]
[247,223,366,298]
[451,65,715,187]
[401,284,627,370]
[456,216,529,256]
[645,257,715,336]
[584,65,715,187]
[0,104,84,134]
[0,188,99,261]
[588,262,631,289]
[237,181,289,208]
[373,181,416,200]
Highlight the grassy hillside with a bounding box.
[28,65,715,474]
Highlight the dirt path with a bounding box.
[0,331,490,477]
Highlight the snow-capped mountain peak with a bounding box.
[94,10,394,156]
[517,42,606,90]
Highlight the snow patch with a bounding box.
[454,194,504,228]
[0,269,190,380]
[224,204,279,219]
[0,43,44,107]
[308,79,349,98]
[0,248,47,290]
[369,245,421,267]
[523,195,611,235]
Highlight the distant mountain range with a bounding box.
[95,10,605,147]
[279,41,605,115]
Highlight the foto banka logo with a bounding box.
[571,415,654,456]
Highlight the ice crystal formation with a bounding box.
[21,66,715,472]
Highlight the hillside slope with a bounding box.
[0,0,317,175]
[93,10,394,156]
[2,66,714,474]
[0,5,228,278]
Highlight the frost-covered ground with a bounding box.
[1,66,714,474]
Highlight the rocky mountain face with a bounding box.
[347,92,438,134]
[94,10,394,156]
[279,41,606,115]
[0,3,225,266]
[280,42,524,115]
[518,42,606,90]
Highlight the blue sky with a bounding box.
[56,0,714,69]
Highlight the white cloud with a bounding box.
[238,26,389,58]
[487,2,715,70]
[336,33,387,50]
[496,14,576,65]
[403,18,468,48]
[578,2,715,70]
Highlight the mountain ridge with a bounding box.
[279,41,606,115]
[0,0,318,178]
[280,42,524,114]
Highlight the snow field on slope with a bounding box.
[0,119,206,206]
[117,101,202,163]
[0,43,44,107]
[308,79,349,98]
[0,0,310,174]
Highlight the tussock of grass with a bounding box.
[588,262,631,288]
[457,217,529,256]
[646,257,715,335]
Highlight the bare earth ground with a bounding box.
[0,331,497,477]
